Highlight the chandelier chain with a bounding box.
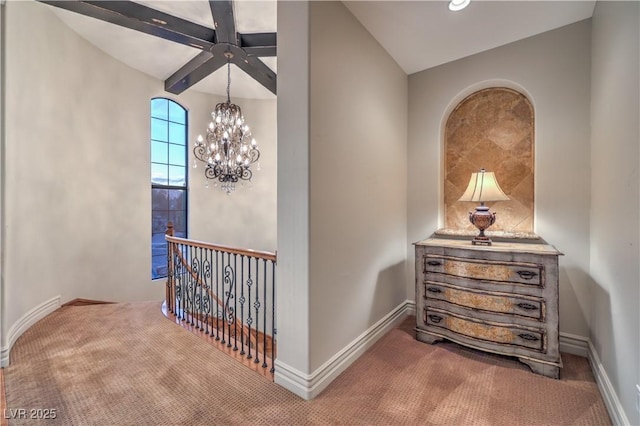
[226,61,231,103]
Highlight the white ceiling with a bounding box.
[48,0,596,100]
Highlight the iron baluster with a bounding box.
[246,259,253,360]
[233,253,238,351]
[271,259,276,373]
[239,255,246,356]
[215,250,220,341]
[197,246,203,330]
[254,257,260,364]
[262,258,268,368]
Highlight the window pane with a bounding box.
[169,101,186,124]
[151,141,168,164]
[152,255,167,280]
[151,98,188,279]
[151,118,168,141]
[170,210,187,236]
[169,165,186,186]
[168,189,186,210]
[151,99,168,120]
[168,123,186,145]
[168,143,186,166]
[152,188,169,210]
[152,211,169,234]
[151,163,168,185]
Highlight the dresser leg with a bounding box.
[518,358,560,379]
[415,330,444,345]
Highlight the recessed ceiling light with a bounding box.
[449,0,470,12]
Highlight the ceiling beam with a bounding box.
[208,0,236,44]
[39,0,277,95]
[239,33,277,57]
[232,54,277,95]
[39,1,216,51]
[164,51,228,95]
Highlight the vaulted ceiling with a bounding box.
[41,1,596,100]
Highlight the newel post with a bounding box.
[165,222,174,313]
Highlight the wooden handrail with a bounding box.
[166,235,277,262]
[170,246,275,354]
[165,226,276,356]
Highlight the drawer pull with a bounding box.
[426,260,442,266]
[518,333,539,341]
[426,287,442,294]
[517,270,538,280]
[427,314,443,324]
[516,302,538,311]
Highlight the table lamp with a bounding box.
[458,169,509,245]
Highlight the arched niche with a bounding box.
[444,87,534,233]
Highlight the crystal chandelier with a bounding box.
[193,53,260,195]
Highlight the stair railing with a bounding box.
[165,223,276,373]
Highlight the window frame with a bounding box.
[150,97,189,280]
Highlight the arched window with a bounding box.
[151,98,188,279]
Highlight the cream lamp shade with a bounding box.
[458,169,509,246]
[458,169,509,203]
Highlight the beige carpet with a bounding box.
[5,302,611,425]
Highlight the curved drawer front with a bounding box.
[423,308,546,352]
[424,281,545,320]
[424,255,543,287]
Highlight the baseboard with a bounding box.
[0,296,61,367]
[61,298,114,307]
[587,341,631,426]
[559,331,589,357]
[275,299,414,400]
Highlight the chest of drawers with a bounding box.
[414,237,563,378]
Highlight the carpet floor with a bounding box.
[4,302,611,425]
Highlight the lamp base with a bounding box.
[471,235,493,246]
[468,205,497,246]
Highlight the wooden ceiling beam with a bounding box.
[39,1,216,51]
[232,54,277,95]
[208,0,236,44]
[164,51,228,95]
[239,33,277,57]
[40,0,277,95]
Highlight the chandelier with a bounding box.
[193,53,260,195]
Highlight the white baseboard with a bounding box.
[276,303,630,424]
[275,299,414,400]
[559,331,589,357]
[587,341,631,426]
[0,296,61,367]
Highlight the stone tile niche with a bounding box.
[444,87,534,233]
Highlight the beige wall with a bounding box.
[275,0,312,382]
[2,1,276,357]
[408,20,592,339]
[309,1,407,370]
[590,2,639,424]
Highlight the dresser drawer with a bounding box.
[423,281,545,321]
[424,254,543,287]
[423,307,546,352]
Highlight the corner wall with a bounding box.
[590,2,639,424]
[275,1,409,399]
[309,1,408,373]
[408,20,592,340]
